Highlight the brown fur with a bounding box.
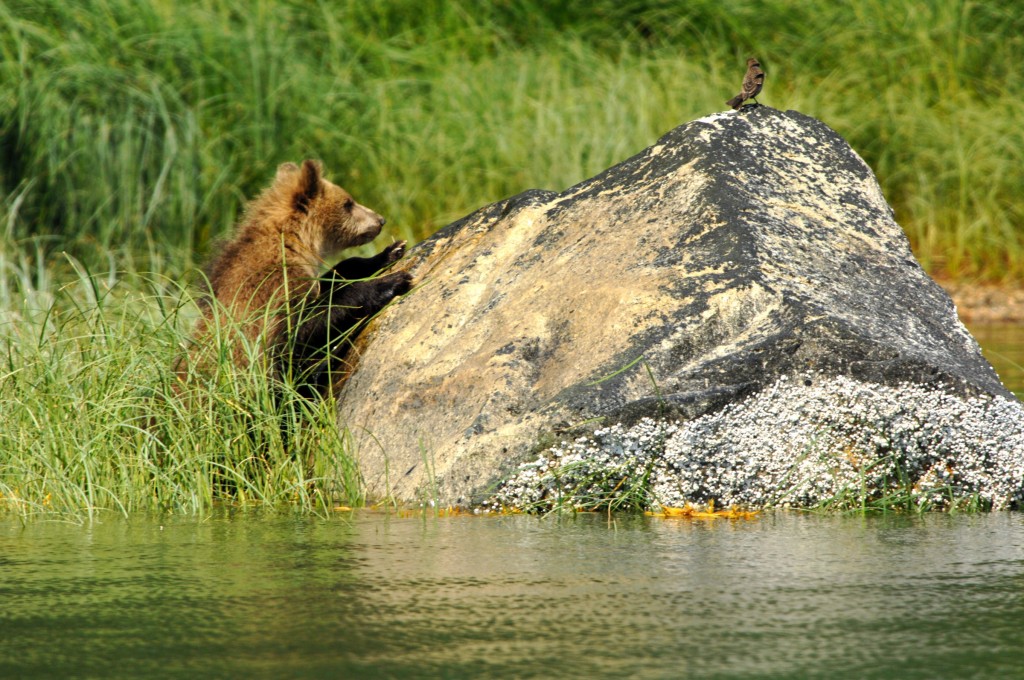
[176,160,387,385]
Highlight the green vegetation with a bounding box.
[3,0,1021,275]
[0,0,1020,517]
[0,243,362,518]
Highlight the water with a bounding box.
[2,511,1024,679]
[3,324,1024,679]
[971,323,1024,397]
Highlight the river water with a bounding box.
[2,511,1024,679]
[2,323,1023,678]
[971,323,1024,398]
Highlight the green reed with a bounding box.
[2,0,1020,278]
[0,241,362,519]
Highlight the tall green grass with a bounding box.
[2,0,1021,277]
[0,238,362,519]
[1,0,1022,516]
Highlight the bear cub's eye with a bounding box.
[343,198,355,211]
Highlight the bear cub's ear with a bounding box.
[275,162,300,180]
[277,159,323,214]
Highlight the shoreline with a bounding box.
[938,280,1024,326]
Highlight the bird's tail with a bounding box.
[726,94,744,109]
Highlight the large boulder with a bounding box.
[338,106,1024,510]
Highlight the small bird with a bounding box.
[726,58,765,110]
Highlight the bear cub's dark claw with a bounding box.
[383,240,407,264]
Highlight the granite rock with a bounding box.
[337,106,1021,508]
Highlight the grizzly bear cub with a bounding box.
[179,159,411,398]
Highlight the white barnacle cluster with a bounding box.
[488,374,1024,512]
[487,420,677,512]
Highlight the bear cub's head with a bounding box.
[275,159,386,257]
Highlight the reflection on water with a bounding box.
[969,322,1024,397]
[2,512,1024,679]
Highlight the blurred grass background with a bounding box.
[1,0,1022,517]
[2,0,1021,278]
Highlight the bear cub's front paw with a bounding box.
[382,270,413,298]
[382,240,407,265]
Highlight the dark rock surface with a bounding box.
[337,106,1022,508]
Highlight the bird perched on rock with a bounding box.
[727,58,765,109]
